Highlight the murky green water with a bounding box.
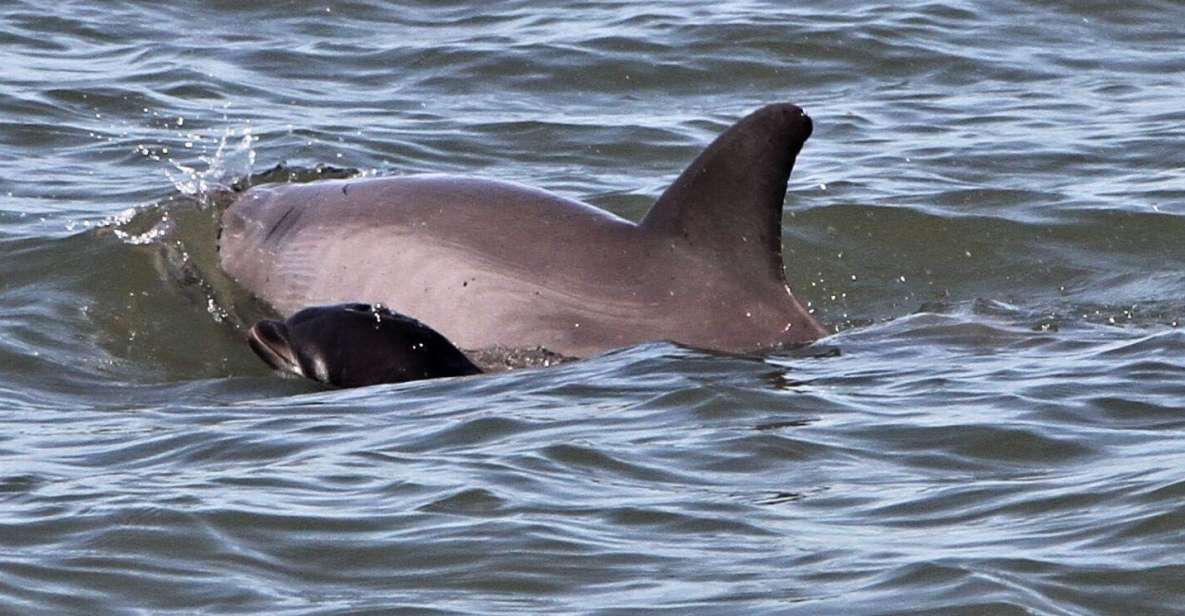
[2,1,1184,613]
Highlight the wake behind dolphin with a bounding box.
[221,103,827,383]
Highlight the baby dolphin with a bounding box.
[221,103,828,358]
[248,303,481,387]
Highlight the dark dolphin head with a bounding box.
[248,303,482,388]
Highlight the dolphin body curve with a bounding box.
[219,103,827,358]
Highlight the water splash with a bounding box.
[86,207,173,245]
[110,217,172,245]
[162,128,257,203]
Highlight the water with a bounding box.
[2,1,1184,613]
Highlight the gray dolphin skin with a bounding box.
[220,103,828,358]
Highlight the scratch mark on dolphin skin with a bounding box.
[265,206,301,242]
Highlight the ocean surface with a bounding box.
[2,1,1184,613]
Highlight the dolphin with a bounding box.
[219,103,827,358]
[249,303,481,387]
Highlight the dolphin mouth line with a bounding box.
[248,320,302,377]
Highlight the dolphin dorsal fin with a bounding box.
[641,103,813,283]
